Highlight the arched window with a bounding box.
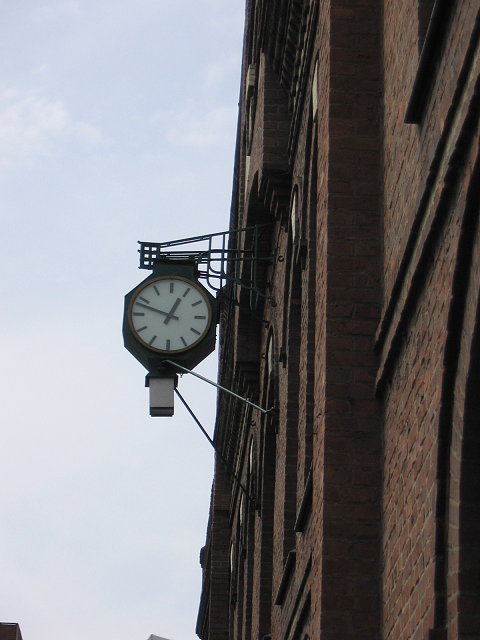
[418,0,435,52]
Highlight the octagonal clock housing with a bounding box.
[123,260,218,376]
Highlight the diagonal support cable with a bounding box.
[163,360,273,414]
[175,388,254,503]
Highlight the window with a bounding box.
[405,0,454,123]
[418,0,435,52]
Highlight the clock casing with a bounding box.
[123,260,218,376]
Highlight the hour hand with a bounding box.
[135,302,179,320]
[164,298,182,324]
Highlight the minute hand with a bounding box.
[136,302,179,320]
[164,298,182,324]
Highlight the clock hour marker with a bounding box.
[154,285,160,295]
[192,300,202,307]
[190,327,201,335]
[194,315,206,319]
[180,336,187,346]
[166,339,171,350]
[170,282,174,293]
[149,335,157,346]
[139,296,150,304]
[133,312,145,316]
[137,326,147,332]
[182,287,191,297]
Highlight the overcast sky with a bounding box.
[0,2,244,639]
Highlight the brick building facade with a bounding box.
[0,624,23,640]
[197,1,480,639]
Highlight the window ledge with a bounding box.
[294,467,313,533]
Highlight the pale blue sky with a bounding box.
[0,2,244,638]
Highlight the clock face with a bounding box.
[128,276,212,353]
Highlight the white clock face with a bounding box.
[129,276,212,353]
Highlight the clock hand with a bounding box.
[164,297,182,324]
[136,301,179,320]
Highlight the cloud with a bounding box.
[30,1,81,22]
[63,0,80,14]
[202,0,244,35]
[32,63,52,75]
[0,87,108,167]
[200,54,240,89]
[151,103,237,150]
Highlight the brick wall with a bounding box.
[196,2,480,639]
[379,2,480,638]
[0,624,23,640]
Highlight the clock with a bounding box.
[128,275,213,354]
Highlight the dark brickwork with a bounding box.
[197,1,480,639]
[0,624,23,640]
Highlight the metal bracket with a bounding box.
[138,224,273,309]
